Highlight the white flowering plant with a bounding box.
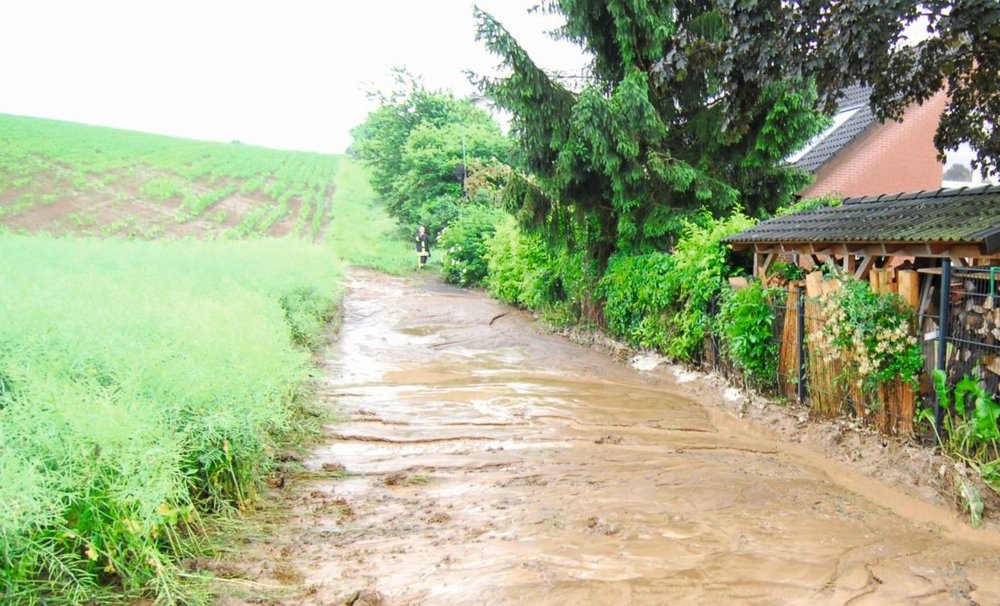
[810,275,923,396]
[437,205,506,286]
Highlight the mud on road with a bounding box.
[218,270,1000,605]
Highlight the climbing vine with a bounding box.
[810,275,923,396]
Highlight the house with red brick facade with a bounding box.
[791,85,949,198]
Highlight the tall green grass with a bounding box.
[0,235,342,604]
[327,159,414,274]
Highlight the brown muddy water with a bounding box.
[220,270,1000,605]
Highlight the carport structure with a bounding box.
[721,185,1000,436]
[724,184,1000,280]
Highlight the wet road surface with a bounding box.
[225,270,1000,605]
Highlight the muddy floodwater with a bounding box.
[223,270,1000,605]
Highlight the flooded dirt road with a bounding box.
[225,270,1000,605]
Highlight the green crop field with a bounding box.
[0,113,342,240]
[0,116,412,603]
[0,237,343,604]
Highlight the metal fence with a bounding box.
[707,262,1000,439]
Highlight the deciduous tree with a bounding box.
[350,70,511,237]
[715,0,1000,175]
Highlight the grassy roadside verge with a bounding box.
[327,158,413,275]
[0,236,342,604]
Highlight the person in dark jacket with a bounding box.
[415,225,430,269]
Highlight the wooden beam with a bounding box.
[743,240,989,260]
[870,268,886,294]
[843,254,857,274]
[929,242,950,255]
[805,271,824,298]
[751,250,776,278]
[853,255,875,280]
[918,268,935,317]
[760,251,775,277]
[811,244,844,257]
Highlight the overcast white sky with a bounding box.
[0,1,587,154]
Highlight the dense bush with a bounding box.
[716,281,780,389]
[597,213,755,359]
[0,235,341,604]
[659,213,756,360]
[485,215,559,308]
[598,253,676,349]
[438,205,506,286]
[484,216,603,325]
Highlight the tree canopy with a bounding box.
[474,1,999,264]
[691,0,1000,175]
[350,71,511,238]
[474,1,828,263]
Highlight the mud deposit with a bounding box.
[219,270,1000,605]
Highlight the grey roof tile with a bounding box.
[723,187,1000,253]
[792,85,878,173]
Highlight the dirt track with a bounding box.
[220,270,1000,605]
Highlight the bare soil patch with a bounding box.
[0,165,299,239]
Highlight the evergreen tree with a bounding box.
[473,1,828,264]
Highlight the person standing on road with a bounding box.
[415,225,430,269]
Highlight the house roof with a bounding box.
[792,84,878,173]
[723,185,1000,254]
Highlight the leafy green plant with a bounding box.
[660,213,757,360]
[767,261,806,282]
[920,370,1000,525]
[485,215,561,309]
[716,282,780,388]
[598,252,676,350]
[140,177,186,200]
[280,286,335,349]
[596,212,755,359]
[438,205,506,286]
[810,274,923,397]
[923,370,1000,464]
[179,184,236,220]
